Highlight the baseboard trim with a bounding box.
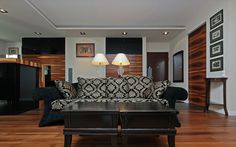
[209,107,236,116]
[229,111,236,116]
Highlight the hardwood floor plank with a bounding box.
[0,104,236,147]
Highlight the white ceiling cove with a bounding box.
[0,0,218,42]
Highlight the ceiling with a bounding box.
[0,0,217,42]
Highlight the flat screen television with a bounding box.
[22,38,65,54]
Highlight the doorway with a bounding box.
[147,52,169,82]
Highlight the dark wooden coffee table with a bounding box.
[119,102,178,147]
[62,102,120,147]
[62,102,178,147]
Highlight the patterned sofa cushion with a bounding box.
[109,98,169,107]
[51,99,77,110]
[76,98,112,103]
[106,77,129,98]
[77,77,107,99]
[51,97,169,110]
[54,80,77,99]
[145,80,171,99]
[126,76,153,98]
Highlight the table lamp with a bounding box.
[92,53,109,77]
[92,53,109,66]
[112,53,130,76]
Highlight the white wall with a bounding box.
[0,40,7,55]
[0,40,22,56]
[66,37,106,82]
[146,42,169,52]
[6,42,22,55]
[225,0,236,115]
[169,37,188,90]
[142,37,147,76]
[170,0,236,115]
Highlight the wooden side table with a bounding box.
[205,77,228,116]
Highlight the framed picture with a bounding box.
[76,43,95,57]
[210,9,223,30]
[8,47,19,55]
[173,50,184,82]
[210,41,223,58]
[210,57,223,72]
[210,25,223,44]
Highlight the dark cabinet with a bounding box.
[0,63,38,104]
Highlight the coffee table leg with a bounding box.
[111,136,117,147]
[122,135,127,147]
[168,135,175,147]
[64,134,72,147]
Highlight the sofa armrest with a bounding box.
[162,86,188,108]
[33,87,62,102]
[33,87,64,127]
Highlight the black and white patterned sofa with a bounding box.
[34,76,188,127]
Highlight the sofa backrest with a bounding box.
[75,76,154,99]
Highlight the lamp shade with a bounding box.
[112,53,130,66]
[91,53,109,65]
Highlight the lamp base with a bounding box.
[117,66,124,77]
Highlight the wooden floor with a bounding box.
[0,103,236,147]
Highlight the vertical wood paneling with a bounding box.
[188,24,206,107]
[106,54,142,77]
[23,54,65,81]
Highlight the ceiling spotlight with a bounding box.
[163,31,169,35]
[80,32,86,35]
[34,32,42,35]
[122,32,127,35]
[0,8,8,13]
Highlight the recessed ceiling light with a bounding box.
[80,32,86,35]
[163,31,169,35]
[34,32,42,35]
[122,32,127,35]
[0,8,8,13]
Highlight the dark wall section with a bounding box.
[22,38,65,54]
[106,38,143,77]
[106,38,142,54]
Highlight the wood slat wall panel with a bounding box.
[188,24,206,107]
[106,54,142,77]
[23,54,65,81]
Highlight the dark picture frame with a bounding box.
[8,47,19,55]
[210,25,223,44]
[210,9,223,30]
[76,43,95,57]
[173,50,184,82]
[210,57,223,72]
[210,41,223,58]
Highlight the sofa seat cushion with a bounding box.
[54,80,77,99]
[75,98,112,103]
[106,77,129,98]
[51,97,169,110]
[77,77,107,99]
[51,98,113,110]
[51,99,77,110]
[109,98,169,107]
[126,76,153,98]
